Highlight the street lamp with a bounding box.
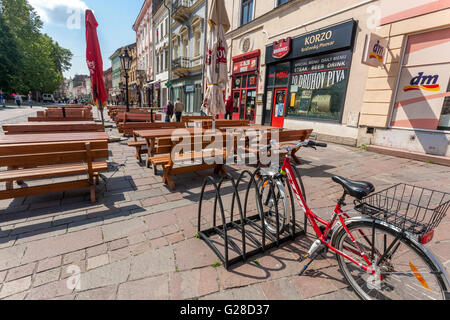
[120,48,132,112]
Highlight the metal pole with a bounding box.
[125,72,130,112]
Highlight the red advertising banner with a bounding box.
[272,38,292,59]
[233,57,258,74]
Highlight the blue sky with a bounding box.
[29,0,143,78]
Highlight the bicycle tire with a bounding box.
[333,219,449,300]
[257,177,289,235]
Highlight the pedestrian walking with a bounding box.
[225,95,234,120]
[14,93,22,107]
[165,100,174,122]
[174,98,185,122]
[0,89,5,108]
[28,92,33,108]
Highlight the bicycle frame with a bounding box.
[281,156,377,275]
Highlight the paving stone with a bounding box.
[117,275,169,300]
[167,232,185,244]
[141,196,167,208]
[63,250,86,265]
[0,270,6,283]
[76,285,117,300]
[259,278,302,300]
[226,284,267,300]
[145,229,163,240]
[33,268,61,287]
[129,246,175,280]
[174,238,218,271]
[86,244,108,258]
[80,259,130,291]
[289,271,341,299]
[37,256,62,273]
[127,233,146,245]
[130,242,151,256]
[22,227,103,264]
[216,263,268,290]
[26,279,73,300]
[61,260,86,280]
[5,262,36,282]
[109,247,131,263]
[101,218,148,242]
[169,267,219,300]
[144,211,178,229]
[87,254,110,270]
[161,224,178,235]
[0,245,27,271]
[150,237,169,249]
[109,238,128,251]
[0,276,32,299]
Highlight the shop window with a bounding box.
[248,75,257,88]
[241,0,253,26]
[288,50,352,121]
[391,28,450,131]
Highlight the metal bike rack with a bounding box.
[197,168,306,270]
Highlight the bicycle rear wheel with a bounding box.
[333,219,449,300]
[257,177,289,235]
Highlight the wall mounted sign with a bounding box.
[272,38,292,59]
[185,85,195,93]
[233,57,258,74]
[265,20,357,64]
[362,33,388,67]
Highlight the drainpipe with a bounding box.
[201,0,208,102]
[163,0,172,102]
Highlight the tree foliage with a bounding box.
[0,0,73,94]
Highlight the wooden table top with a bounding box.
[218,125,282,131]
[3,121,98,127]
[134,128,207,139]
[0,132,109,145]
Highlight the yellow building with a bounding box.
[222,0,450,158]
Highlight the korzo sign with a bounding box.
[362,33,388,68]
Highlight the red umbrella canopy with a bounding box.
[85,10,107,107]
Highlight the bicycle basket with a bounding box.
[354,184,450,240]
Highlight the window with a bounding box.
[194,31,201,56]
[156,55,160,73]
[182,38,188,57]
[288,51,352,121]
[164,50,168,71]
[277,0,290,6]
[241,0,253,26]
[391,28,450,131]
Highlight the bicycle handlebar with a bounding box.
[260,140,327,153]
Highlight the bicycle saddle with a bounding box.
[332,176,375,200]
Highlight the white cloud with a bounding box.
[28,0,89,25]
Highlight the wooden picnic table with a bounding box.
[218,125,281,131]
[0,132,109,145]
[2,121,103,134]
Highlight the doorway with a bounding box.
[271,88,287,128]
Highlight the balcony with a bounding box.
[172,0,194,23]
[172,57,191,77]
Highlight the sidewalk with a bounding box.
[0,109,448,300]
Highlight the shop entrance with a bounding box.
[271,88,287,128]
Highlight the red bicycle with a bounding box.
[256,140,450,300]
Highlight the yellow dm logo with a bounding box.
[369,40,384,63]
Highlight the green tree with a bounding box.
[0,14,21,92]
[1,0,72,94]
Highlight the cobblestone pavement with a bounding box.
[0,108,449,300]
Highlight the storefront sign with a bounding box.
[185,85,195,93]
[265,20,356,64]
[362,33,388,67]
[272,38,292,59]
[233,57,258,74]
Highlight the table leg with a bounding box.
[145,138,155,169]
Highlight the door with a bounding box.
[232,91,241,120]
[271,88,287,128]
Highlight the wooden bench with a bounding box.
[181,116,213,123]
[29,109,94,122]
[245,129,313,165]
[126,122,186,162]
[0,140,109,203]
[204,120,250,129]
[3,122,104,135]
[114,112,156,125]
[149,133,230,190]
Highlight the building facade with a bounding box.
[152,0,170,109]
[171,0,207,113]
[109,43,137,105]
[103,67,113,104]
[221,0,450,157]
[133,0,154,108]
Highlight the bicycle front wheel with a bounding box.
[333,219,449,300]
